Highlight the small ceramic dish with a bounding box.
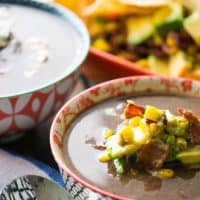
[50,76,200,200]
[0,0,89,143]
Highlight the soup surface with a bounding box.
[0,4,83,97]
[63,95,200,200]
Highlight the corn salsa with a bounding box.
[99,100,200,179]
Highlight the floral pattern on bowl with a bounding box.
[0,72,78,143]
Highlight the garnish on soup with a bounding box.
[0,6,49,77]
[0,7,13,48]
[98,100,200,179]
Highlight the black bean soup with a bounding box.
[63,95,200,200]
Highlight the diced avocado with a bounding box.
[165,134,178,161]
[184,11,200,45]
[153,2,184,34]
[126,15,155,45]
[169,51,192,77]
[110,144,139,158]
[176,146,200,164]
[166,115,189,137]
[144,105,163,121]
[113,158,126,174]
[147,55,170,75]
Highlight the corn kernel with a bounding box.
[111,144,138,158]
[144,105,163,121]
[104,129,114,140]
[92,38,111,52]
[139,120,149,134]
[156,169,175,179]
[153,34,163,46]
[120,126,134,144]
[176,137,187,150]
[99,153,111,162]
[129,116,141,127]
[149,123,157,134]
[135,59,149,68]
[166,36,176,48]
[105,22,117,33]
[117,52,132,60]
[117,134,124,146]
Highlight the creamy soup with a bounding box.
[63,95,200,200]
[0,3,84,97]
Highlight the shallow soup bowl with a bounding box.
[0,0,89,143]
[50,76,200,200]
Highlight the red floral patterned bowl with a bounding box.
[0,0,89,143]
[50,76,200,200]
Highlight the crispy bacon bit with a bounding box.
[189,123,200,144]
[178,107,199,123]
[123,100,145,118]
[85,136,106,150]
[137,140,169,169]
[178,107,200,144]
[93,145,106,150]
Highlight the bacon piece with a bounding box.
[123,100,145,118]
[178,107,200,144]
[137,140,169,169]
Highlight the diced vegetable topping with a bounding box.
[184,11,200,45]
[144,105,163,121]
[153,2,183,33]
[126,15,155,45]
[97,100,200,178]
[176,146,200,164]
[87,0,200,79]
[155,168,175,179]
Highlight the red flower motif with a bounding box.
[181,80,192,92]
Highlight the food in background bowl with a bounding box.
[87,1,200,79]
[56,0,200,81]
[50,76,200,200]
[0,0,89,142]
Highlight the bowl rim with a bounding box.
[50,75,199,200]
[0,0,90,99]
[89,47,158,75]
